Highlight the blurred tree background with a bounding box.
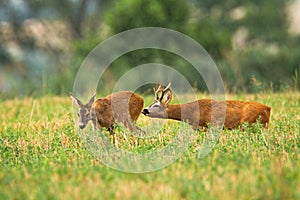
[0,0,299,98]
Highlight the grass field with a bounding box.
[0,92,299,199]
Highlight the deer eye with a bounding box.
[153,105,159,108]
[77,112,80,117]
[85,112,89,117]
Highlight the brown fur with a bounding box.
[91,91,144,132]
[165,99,271,129]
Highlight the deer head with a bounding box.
[142,83,172,118]
[70,93,96,129]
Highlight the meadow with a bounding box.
[0,92,299,200]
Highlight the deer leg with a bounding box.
[133,124,145,135]
[123,119,134,131]
[91,119,98,131]
[191,122,200,130]
[124,119,145,135]
[107,126,117,146]
[90,109,100,131]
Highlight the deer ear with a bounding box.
[70,94,84,108]
[87,93,96,106]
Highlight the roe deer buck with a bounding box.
[142,83,271,129]
[71,91,144,135]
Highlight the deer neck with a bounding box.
[166,104,182,121]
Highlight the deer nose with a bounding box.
[142,108,149,115]
[79,124,86,129]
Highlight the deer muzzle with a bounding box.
[142,108,150,115]
[79,124,86,129]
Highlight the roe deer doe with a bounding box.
[142,83,271,129]
[71,91,144,135]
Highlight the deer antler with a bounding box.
[154,84,163,101]
[163,82,171,92]
[153,83,172,103]
[162,83,172,104]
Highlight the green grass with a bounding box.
[0,93,299,199]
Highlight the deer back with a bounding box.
[166,99,271,129]
[92,91,144,128]
[195,100,271,129]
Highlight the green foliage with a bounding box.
[224,45,300,92]
[106,0,189,33]
[188,17,232,59]
[0,0,300,97]
[242,0,289,43]
[72,31,103,68]
[0,46,10,64]
[188,0,298,92]
[64,0,187,92]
